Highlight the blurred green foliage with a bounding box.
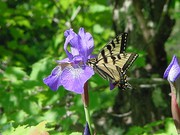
[0,0,179,134]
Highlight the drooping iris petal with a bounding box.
[164,55,180,82]
[43,66,62,91]
[60,65,94,94]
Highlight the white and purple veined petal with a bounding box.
[60,64,94,94]
[164,55,180,82]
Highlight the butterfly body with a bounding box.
[87,33,138,90]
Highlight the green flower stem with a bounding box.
[169,80,180,134]
[84,104,93,135]
[82,81,93,135]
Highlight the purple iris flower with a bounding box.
[164,55,180,82]
[163,55,180,133]
[43,28,95,94]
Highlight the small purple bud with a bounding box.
[83,123,90,135]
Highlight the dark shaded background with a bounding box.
[0,0,179,134]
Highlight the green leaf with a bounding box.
[93,24,104,34]
[14,16,31,28]
[126,126,144,135]
[152,88,167,108]
[89,4,110,13]
[30,57,55,81]
[69,132,82,135]
[4,67,27,82]
[165,118,178,135]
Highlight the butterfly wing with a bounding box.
[88,53,138,89]
[87,33,138,89]
[94,53,138,72]
[115,53,139,72]
[97,33,128,60]
[92,62,121,81]
[111,66,128,90]
[93,63,129,90]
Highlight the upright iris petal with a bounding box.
[163,55,180,82]
[63,29,78,61]
[78,28,94,63]
[43,28,94,94]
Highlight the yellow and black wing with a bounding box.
[87,33,138,89]
[97,33,128,60]
[88,53,138,89]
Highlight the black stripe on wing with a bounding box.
[93,64,114,81]
[122,53,138,72]
[98,33,128,59]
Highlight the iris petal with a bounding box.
[43,66,62,91]
[78,28,94,63]
[60,65,94,94]
[109,82,115,90]
[64,29,78,60]
[56,58,69,64]
[84,32,94,56]
[164,55,180,82]
[84,123,90,135]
